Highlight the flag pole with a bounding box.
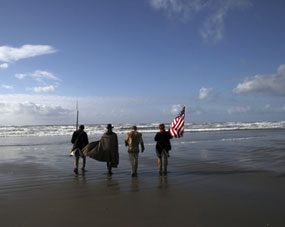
[76,100,79,130]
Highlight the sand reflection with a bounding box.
[158,175,168,190]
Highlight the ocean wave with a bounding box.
[0,121,285,137]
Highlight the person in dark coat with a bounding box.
[71,125,89,175]
[101,124,119,175]
[81,124,119,175]
[154,123,172,175]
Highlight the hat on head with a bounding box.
[106,124,114,129]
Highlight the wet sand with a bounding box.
[1,131,285,226]
[1,159,285,227]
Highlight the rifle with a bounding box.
[76,100,79,130]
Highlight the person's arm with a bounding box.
[154,133,158,141]
[168,131,173,139]
[71,132,76,144]
[85,132,89,145]
[125,133,129,146]
[140,134,144,152]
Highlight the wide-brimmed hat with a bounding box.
[106,124,114,129]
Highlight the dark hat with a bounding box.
[132,125,137,130]
[79,125,85,129]
[106,124,114,129]
[158,124,165,130]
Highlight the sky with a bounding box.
[0,0,285,125]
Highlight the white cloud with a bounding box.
[1,84,13,89]
[15,70,60,81]
[150,0,207,18]
[15,73,26,79]
[263,104,271,110]
[32,70,60,81]
[170,104,183,115]
[199,87,212,100]
[0,94,188,125]
[149,0,252,41]
[0,45,56,62]
[228,106,251,115]
[200,0,251,42]
[34,85,55,93]
[0,63,8,69]
[15,70,60,93]
[233,64,285,96]
[0,95,74,125]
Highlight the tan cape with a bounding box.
[82,132,119,167]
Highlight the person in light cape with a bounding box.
[82,124,119,175]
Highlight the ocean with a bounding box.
[1,121,285,175]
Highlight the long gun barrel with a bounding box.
[76,101,79,130]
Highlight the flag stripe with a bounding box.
[169,106,185,138]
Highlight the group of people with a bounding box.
[71,123,172,177]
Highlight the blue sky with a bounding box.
[0,0,285,125]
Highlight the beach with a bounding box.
[1,127,285,226]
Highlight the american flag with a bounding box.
[169,106,185,138]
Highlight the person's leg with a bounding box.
[163,153,168,175]
[74,152,79,174]
[158,157,162,175]
[107,162,112,175]
[134,153,139,176]
[129,152,135,175]
[81,156,86,172]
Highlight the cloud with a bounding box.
[263,104,271,110]
[149,0,207,19]
[199,87,212,100]
[15,73,26,79]
[34,85,55,93]
[228,106,251,115]
[233,64,285,96]
[1,84,13,89]
[15,70,60,82]
[32,70,60,81]
[0,101,71,125]
[0,63,8,69]
[0,102,68,115]
[15,70,60,93]
[149,0,252,41]
[200,0,252,42]
[170,104,183,115]
[0,95,74,125]
[0,45,57,62]
[0,94,190,125]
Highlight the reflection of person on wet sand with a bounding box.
[158,174,168,190]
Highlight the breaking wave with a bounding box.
[0,121,285,137]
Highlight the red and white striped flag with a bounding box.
[170,106,185,138]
